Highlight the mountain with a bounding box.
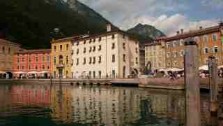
[0,0,110,49]
[127,23,165,44]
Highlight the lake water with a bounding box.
[0,83,221,126]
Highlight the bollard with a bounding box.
[185,40,200,126]
[208,56,219,116]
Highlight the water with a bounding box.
[0,83,220,126]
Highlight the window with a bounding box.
[76,42,79,46]
[8,48,10,54]
[180,39,184,46]
[76,49,79,54]
[180,50,185,56]
[89,57,92,64]
[98,71,101,78]
[173,52,177,58]
[98,56,101,63]
[203,36,208,43]
[112,34,115,39]
[29,57,31,62]
[35,66,37,70]
[83,58,86,64]
[89,47,92,52]
[54,46,56,52]
[93,46,96,52]
[89,39,92,43]
[42,56,45,62]
[93,57,96,64]
[166,53,170,58]
[2,46,5,53]
[213,34,217,41]
[84,40,86,44]
[136,57,138,64]
[47,56,50,62]
[66,44,69,50]
[47,66,50,69]
[112,54,115,62]
[83,47,86,53]
[76,58,79,65]
[99,37,101,41]
[166,42,171,48]
[54,57,56,64]
[59,55,63,64]
[204,47,208,53]
[98,45,101,51]
[60,45,62,51]
[123,54,126,62]
[17,58,19,63]
[22,57,24,62]
[42,65,45,69]
[123,34,125,38]
[123,43,126,49]
[213,46,218,53]
[36,56,38,62]
[66,56,68,64]
[93,38,96,42]
[112,43,115,49]
[17,66,19,70]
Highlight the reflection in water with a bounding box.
[0,84,219,126]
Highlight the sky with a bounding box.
[77,0,223,35]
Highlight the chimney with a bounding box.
[106,24,112,32]
[176,31,180,35]
[199,26,203,30]
[180,29,183,34]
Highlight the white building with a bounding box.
[72,25,140,79]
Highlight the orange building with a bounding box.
[13,49,51,78]
[0,39,21,78]
[164,23,223,68]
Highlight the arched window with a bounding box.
[59,55,63,64]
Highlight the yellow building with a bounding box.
[145,37,166,71]
[0,39,21,78]
[51,37,78,78]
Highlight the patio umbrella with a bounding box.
[218,65,223,69]
[199,65,208,71]
[13,71,26,74]
[0,71,6,74]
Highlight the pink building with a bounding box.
[13,49,51,78]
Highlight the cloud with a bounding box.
[133,14,218,36]
[78,0,219,35]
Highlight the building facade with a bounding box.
[0,39,21,78]
[164,23,223,68]
[51,37,78,78]
[13,49,51,78]
[71,28,140,79]
[145,38,166,71]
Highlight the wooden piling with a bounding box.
[185,40,200,126]
[208,56,219,116]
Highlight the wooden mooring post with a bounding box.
[185,40,201,126]
[208,56,219,116]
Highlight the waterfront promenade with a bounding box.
[0,77,222,90]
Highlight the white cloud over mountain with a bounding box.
[78,0,220,35]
